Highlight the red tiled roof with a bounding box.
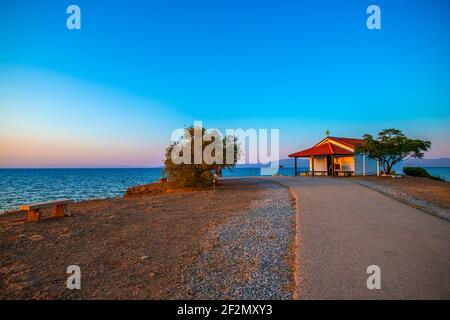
[288,142,354,157]
[328,137,364,147]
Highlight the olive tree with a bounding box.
[164,126,240,188]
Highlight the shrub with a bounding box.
[403,167,430,178]
[403,167,445,181]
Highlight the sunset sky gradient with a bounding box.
[1,0,449,167]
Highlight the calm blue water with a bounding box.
[423,167,450,182]
[0,167,448,213]
[0,168,162,213]
[0,167,299,212]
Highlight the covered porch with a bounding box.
[289,142,355,177]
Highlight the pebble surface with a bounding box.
[178,183,296,299]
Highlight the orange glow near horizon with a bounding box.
[0,133,165,168]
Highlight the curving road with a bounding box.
[269,176,450,299]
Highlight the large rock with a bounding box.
[124,180,169,198]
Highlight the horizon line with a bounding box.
[1,156,449,170]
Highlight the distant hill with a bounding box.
[279,158,309,168]
[236,158,308,168]
[236,158,450,168]
[403,158,450,167]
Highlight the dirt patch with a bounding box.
[0,178,295,299]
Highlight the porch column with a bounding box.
[294,157,298,176]
[332,155,335,176]
[363,152,366,176]
[311,156,315,177]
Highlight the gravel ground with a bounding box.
[0,179,296,299]
[352,179,450,221]
[174,183,296,299]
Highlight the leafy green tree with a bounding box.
[356,129,431,175]
[164,126,240,188]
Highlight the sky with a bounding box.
[0,0,449,167]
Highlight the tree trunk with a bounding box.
[385,163,393,175]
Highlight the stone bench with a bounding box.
[19,199,74,222]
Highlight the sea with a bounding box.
[0,167,449,213]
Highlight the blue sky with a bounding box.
[0,0,449,167]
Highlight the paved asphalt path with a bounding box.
[268,176,450,299]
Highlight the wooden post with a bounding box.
[28,209,41,222]
[332,155,335,176]
[53,204,65,218]
[294,157,298,176]
[312,156,315,177]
